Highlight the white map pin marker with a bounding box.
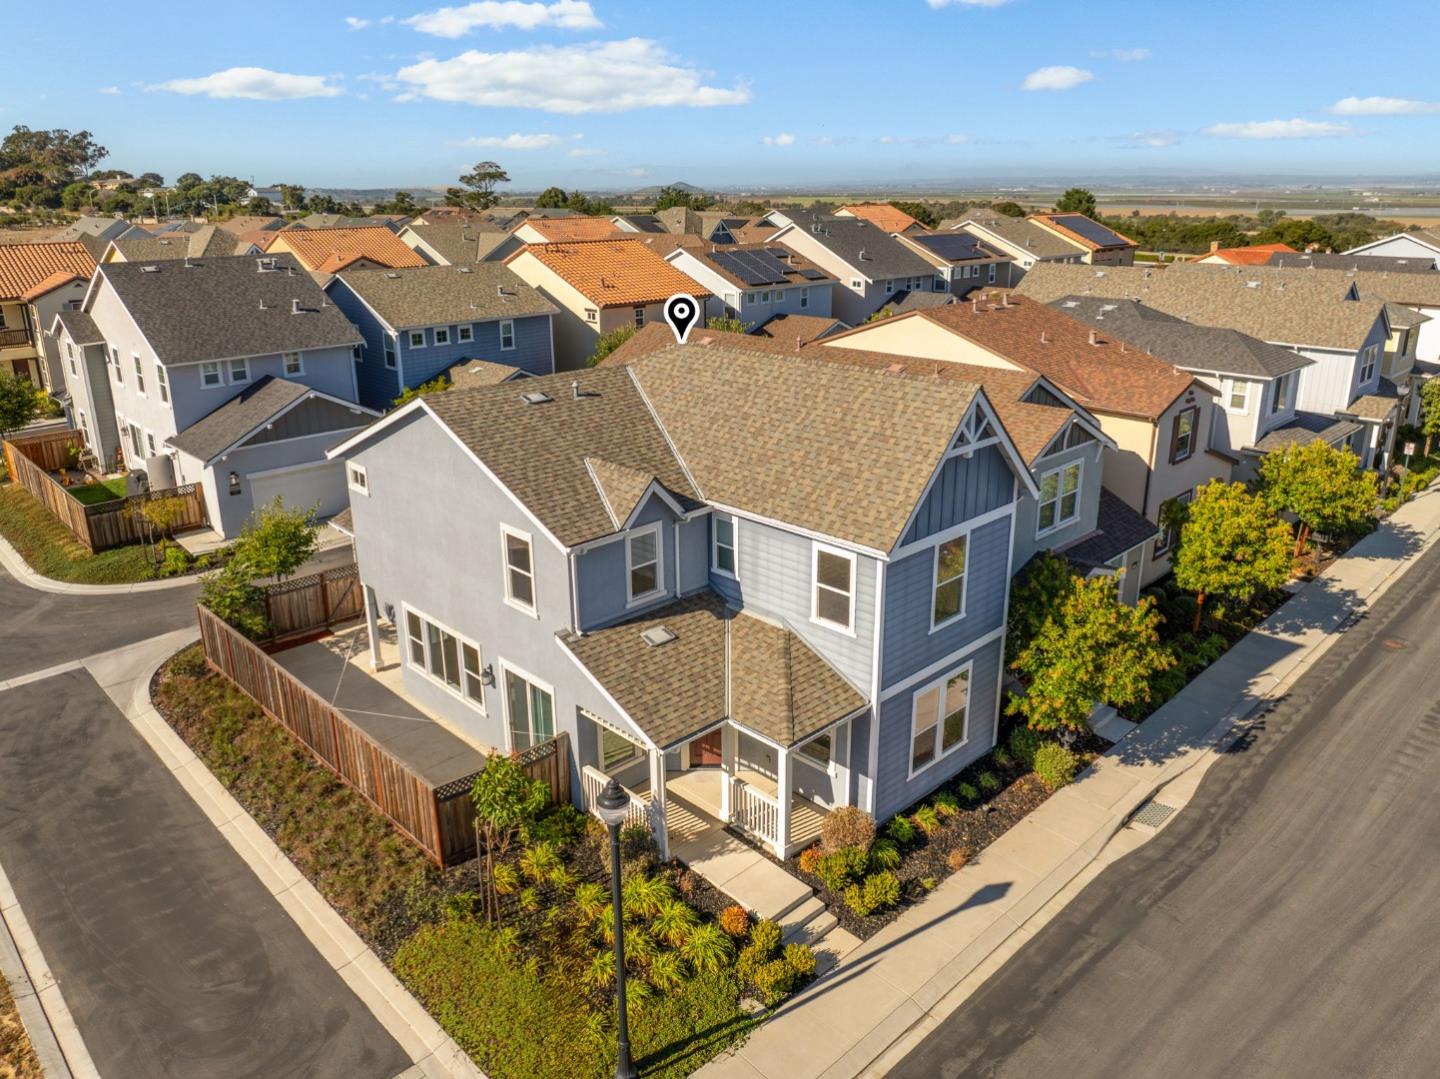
[663,293,701,344]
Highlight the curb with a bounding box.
[0,531,199,595]
[109,636,485,1079]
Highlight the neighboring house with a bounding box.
[767,213,943,325]
[808,296,1222,584]
[833,204,926,234]
[258,226,427,280]
[49,216,133,248]
[329,344,1036,861]
[504,239,713,369]
[895,231,1013,295]
[1192,242,1298,266]
[325,263,558,409]
[50,309,120,468]
[101,225,238,263]
[446,358,527,388]
[650,208,754,243]
[663,243,836,325]
[1345,229,1440,267]
[611,214,668,234]
[214,215,286,238]
[398,221,509,266]
[751,313,848,348]
[480,216,629,264]
[1026,213,1137,266]
[0,241,97,387]
[1263,251,1436,274]
[82,253,372,536]
[943,209,1088,282]
[292,213,409,232]
[1015,262,1398,470]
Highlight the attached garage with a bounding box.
[249,459,350,520]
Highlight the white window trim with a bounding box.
[500,523,539,618]
[600,725,644,772]
[796,729,836,776]
[906,660,974,781]
[849,278,863,290]
[132,352,146,397]
[347,462,369,497]
[711,512,738,579]
[384,334,398,369]
[408,331,427,349]
[1221,376,1249,414]
[155,362,169,403]
[283,351,305,376]
[1035,460,1083,539]
[401,603,487,715]
[229,357,250,383]
[498,658,555,753]
[811,541,857,636]
[499,319,516,351]
[458,325,474,343]
[434,327,451,346]
[799,287,809,309]
[625,522,667,607]
[929,534,969,634]
[199,360,224,389]
[1359,344,1378,384]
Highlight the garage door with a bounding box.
[249,460,349,520]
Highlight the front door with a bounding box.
[690,730,722,767]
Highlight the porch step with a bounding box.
[779,896,835,947]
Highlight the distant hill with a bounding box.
[632,181,705,197]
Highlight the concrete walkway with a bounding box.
[701,488,1440,1079]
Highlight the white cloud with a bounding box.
[151,67,343,100]
[568,147,605,157]
[462,132,566,148]
[622,167,649,177]
[1328,95,1440,116]
[926,0,1016,8]
[391,39,749,113]
[1204,118,1351,139]
[1021,65,1093,91]
[945,133,971,144]
[99,86,120,95]
[762,132,796,146]
[1121,131,1179,148]
[345,16,370,28]
[406,1,600,37]
[1091,47,1150,61]
[878,135,913,144]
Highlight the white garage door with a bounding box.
[249,460,349,520]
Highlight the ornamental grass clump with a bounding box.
[819,806,876,854]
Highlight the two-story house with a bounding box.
[939,209,1088,283]
[1345,229,1440,269]
[504,239,713,369]
[50,309,120,468]
[100,226,238,264]
[82,253,377,536]
[833,204,927,235]
[397,220,510,266]
[328,344,1038,860]
[1027,213,1137,266]
[767,212,946,325]
[482,216,630,263]
[324,264,558,409]
[0,242,97,389]
[895,231,1013,297]
[256,226,427,282]
[663,243,836,326]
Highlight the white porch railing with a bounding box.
[581,765,651,829]
[730,777,781,851]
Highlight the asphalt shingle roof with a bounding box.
[951,210,1088,260]
[446,359,524,388]
[54,308,104,345]
[1057,488,1159,568]
[1252,412,1362,453]
[167,376,308,460]
[776,213,935,280]
[98,253,362,364]
[332,264,556,330]
[109,226,239,264]
[1266,251,1437,274]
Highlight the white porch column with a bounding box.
[648,748,669,862]
[718,724,738,822]
[774,746,792,859]
[363,584,382,671]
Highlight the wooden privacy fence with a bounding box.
[261,564,364,643]
[3,434,208,552]
[198,604,570,866]
[3,428,81,473]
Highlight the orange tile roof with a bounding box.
[0,242,96,302]
[1202,242,1298,265]
[262,226,425,272]
[512,239,713,307]
[521,217,628,243]
[21,269,86,302]
[837,203,921,233]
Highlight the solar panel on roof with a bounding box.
[913,233,985,261]
[1052,214,1128,248]
[798,267,826,280]
[710,248,795,286]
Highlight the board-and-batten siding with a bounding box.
[241,395,371,448]
[901,444,1013,546]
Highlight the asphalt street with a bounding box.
[0,566,411,1078]
[894,540,1440,1079]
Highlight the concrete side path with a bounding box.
[700,488,1440,1079]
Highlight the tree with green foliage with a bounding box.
[447,161,509,211]
[1007,574,1173,734]
[865,307,895,323]
[534,186,568,209]
[471,753,548,922]
[0,125,107,183]
[1420,379,1440,454]
[652,185,712,212]
[1258,440,1377,554]
[705,315,750,334]
[394,374,451,406]
[1171,480,1293,632]
[990,200,1027,218]
[0,372,42,437]
[889,200,937,228]
[277,183,307,212]
[1054,187,1098,217]
[60,181,94,211]
[372,189,418,215]
[587,324,636,366]
[232,497,318,584]
[199,560,267,638]
[1004,550,1078,664]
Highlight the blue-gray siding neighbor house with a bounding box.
[329,339,1037,864]
[325,264,557,409]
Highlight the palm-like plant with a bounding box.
[519,841,562,884]
[648,950,690,992]
[651,898,700,947]
[572,882,608,924]
[583,947,615,990]
[623,925,658,968]
[622,874,674,920]
[680,923,734,975]
[491,862,520,896]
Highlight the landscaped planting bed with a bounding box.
[152,644,808,1078]
[0,976,43,1079]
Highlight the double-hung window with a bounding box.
[229,358,249,383]
[156,363,169,403]
[501,525,536,614]
[112,347,123,384]
[711,514,737,577]
[1359,344,1378,384]
[1224,377,1249,412]
[812,544,855,632]
[131,354,145,395]
[200,361,222,388]
[884,279,895,295]
[1155,489,1194,556]
[283,351,304,376]
[499,320,515,351]
[409,330,426,348]
[626,524,664,604]
[458,325,473,343]
[505,667,554,751]
[935,275,948,292]
[1169,406,1198,464]
[633,307,645,328]
[988,263,997,283]
[799,287,810,309]
[910,665,971,775]
[384,334,398,369]
[799,732,832,769]
[1037,461,1082,533]
[405,607,486,710]
[932,534,968,628]
[601,726,642,771]
[434,327,451,346]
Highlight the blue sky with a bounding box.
[7,0,1440,191]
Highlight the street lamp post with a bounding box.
[593,777,639,1079]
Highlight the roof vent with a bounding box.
[1099,303,1117,312]
[291,298,302,314]
[1040,331,1050,344]
[1245,280,1261,289]
[458,266,473,273]
[140,265,160,273]
[258,299,267,310]
[385,272,400,279]
[256,257,277,272]
[641,625,677,647]
[521,390,553,405]
[1061,299,1079,308]
[1088,329,1099,346]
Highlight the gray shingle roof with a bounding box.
[1050,296,1313,380]
[166,376,308,460]
[110,226,240,263]
[1057,488,1159,568]
[98,253,363,364]
[777,213,935,280]
[1252,411,1362,453]
[1267,251,1437,274]
[54,308,104,345]
[951,210,1088,260]
[331,264,556,330]
[401,222,510,265]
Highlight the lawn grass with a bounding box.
[0,975,43,1079]
[0,483,157,584]
[67,477,127,506]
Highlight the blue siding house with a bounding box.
[325,264,558,409]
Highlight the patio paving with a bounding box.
[271,623,487,788]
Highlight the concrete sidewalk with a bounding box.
[700,488,1440,1079]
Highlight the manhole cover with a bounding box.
[1382,638,1407,651]
[1130,800,1177,829]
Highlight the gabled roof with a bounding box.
[1252,411,1362,453]
[518,217,627,243]
[836,203,922,233]
[446,358,525,388]
[330,263,556,330]
[0,241,97,302]
[400,222,508,265]
[20,269,87,303]
[673,243,836,290]
[901,231,1007,268]
[1199,242,1297,266]
[772,213,934,280]
[613,214,667,234]
[95,254,363,365]
[49,216,130,243]
[950,210,1088,261]
[752,313,846,348]
[509,239,713,307]
[262,226,426,272]
[585,456,661,529]
[107,225,239,264]
[215,215,286,236]
[1028,213,1136,252]
[52,308,104,346]
[166,376,375,462]
[1056,488,1159,569]
[557,590,866,750]
[1265,251,1436,275]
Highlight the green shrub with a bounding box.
[601,822,658,877]
[752,958,799,1004]
[736,942,766,986]
[161,544,193,577]
[932,791,960,818]
[955,781,979,803]
[978,772,1000,794]
[651,899,700,947]
[844,871,901,917]
[815,845,869,892]
[783,942,817,980]
[622,874,674,920]
[518,886,540,912]
[679,923,734,974]
[911,805,941,837]
[524,804,587,845]
[584,947,616,989]
[492,862,520,895]
[1008,726,1046,770]
[520,841,562,883]
[648,950,689,992]
[748,918,782,959]
[885,815,917,846]
[819,805,876,854]
[1033,743,1080,790]
[572,881,607,922]
[868,838,901,871]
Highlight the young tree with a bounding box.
[1171,480,1293,632]
[447,161,510,211]
[1055,187,1098,217]
[233,497,318,583]
[0,372,41,438]
[1259,440,1377,555]
[587,324,635,366]
[1004,550,1078,664]
[1420,378,1440,454]
[277,183,307,212]
[199,560,268,638]
[1007,574,1173,734]
[471,754,548,922]
[394,373,451,406]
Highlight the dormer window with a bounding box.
[626,523,664,605]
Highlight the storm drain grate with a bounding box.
[1130,800,1177,829]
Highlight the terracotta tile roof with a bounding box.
[0,242,96,302]
[520,217,628,243]
[262,226,426,273]
[1200,242,1297,265]
[557,591,865,749]
[511,239,713,307]
[20,269,86,303]
[837,203,922,233]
